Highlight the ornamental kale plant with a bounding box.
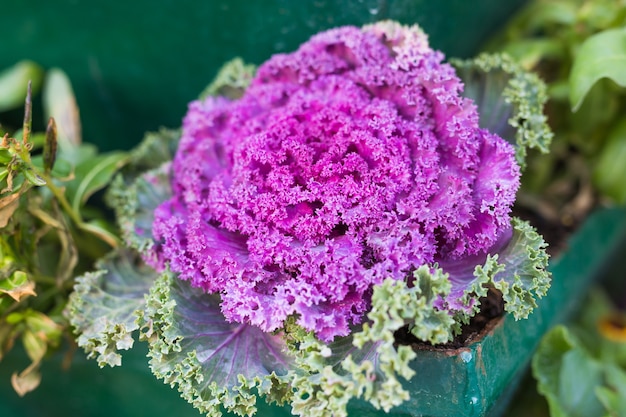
[68,21,553,416]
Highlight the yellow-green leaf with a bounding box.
[79,219,120,248]
[24,311,63,343]
[22,167,46,187]
[42,68,82,148]
[570,28,626,111]
[67,151,129,216]
[0,61,44,112]
[22,330,47,363]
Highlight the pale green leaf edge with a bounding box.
[490,217,551,320]
[66,249,155,367]
[288,267,451,417]
[199,58,257,100]
[453,53,554,168]
[105,128,178,253]
[137,271,294,417]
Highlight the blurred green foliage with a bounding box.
[487,0,626,224]
[532,290,626,417]
[0,62,127,395]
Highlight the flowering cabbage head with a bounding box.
[150,21,520,341]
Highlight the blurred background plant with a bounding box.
[486,0,626,232]
[0,60,127,395]
[488,1,626,415]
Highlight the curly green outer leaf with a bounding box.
[200,58,257,100]
[138,272,294,417]
[443,216,550,321]
[489,217,551,319]
[105,128,178,252]
[289,267,454,417]
[66,249,155,367]
[570,28,626,112]
[107,163,172,253]
[453,53,553,168]
[125,128,180,177]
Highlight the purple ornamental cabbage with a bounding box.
[68,21,552,417]
[149,22,520,341]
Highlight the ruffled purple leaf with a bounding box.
[149,22,524,341]
[438,217,550,319]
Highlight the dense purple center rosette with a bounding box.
[149,22,520,341]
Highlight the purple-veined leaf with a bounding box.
[454,53,553,168]
[67,249,155,367]
[440,217,550,320]
[140,272,295,417]
[107,162,172,253]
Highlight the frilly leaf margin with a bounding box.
[138,270,295,417]
[66,249,155,367]
[453,53,553,168]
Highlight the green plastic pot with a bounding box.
[2,207,625,417]
[1,0,524,152]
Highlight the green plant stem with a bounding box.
[37,171,82,227]
[26,164,118,248]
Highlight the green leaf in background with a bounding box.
[524,0,578,28]
[593,118,626,204]
[0,61,44,112]
[533,290,626,417]
[499,38,564,70]
[66,151,129,216]
[596,365,626,417]
[42,68,82,149]
[557,349,605,417]
[533,325,577,417]
[570,28,626,111]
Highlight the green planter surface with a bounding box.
[1,0,524,151]
[1,207,625,417]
